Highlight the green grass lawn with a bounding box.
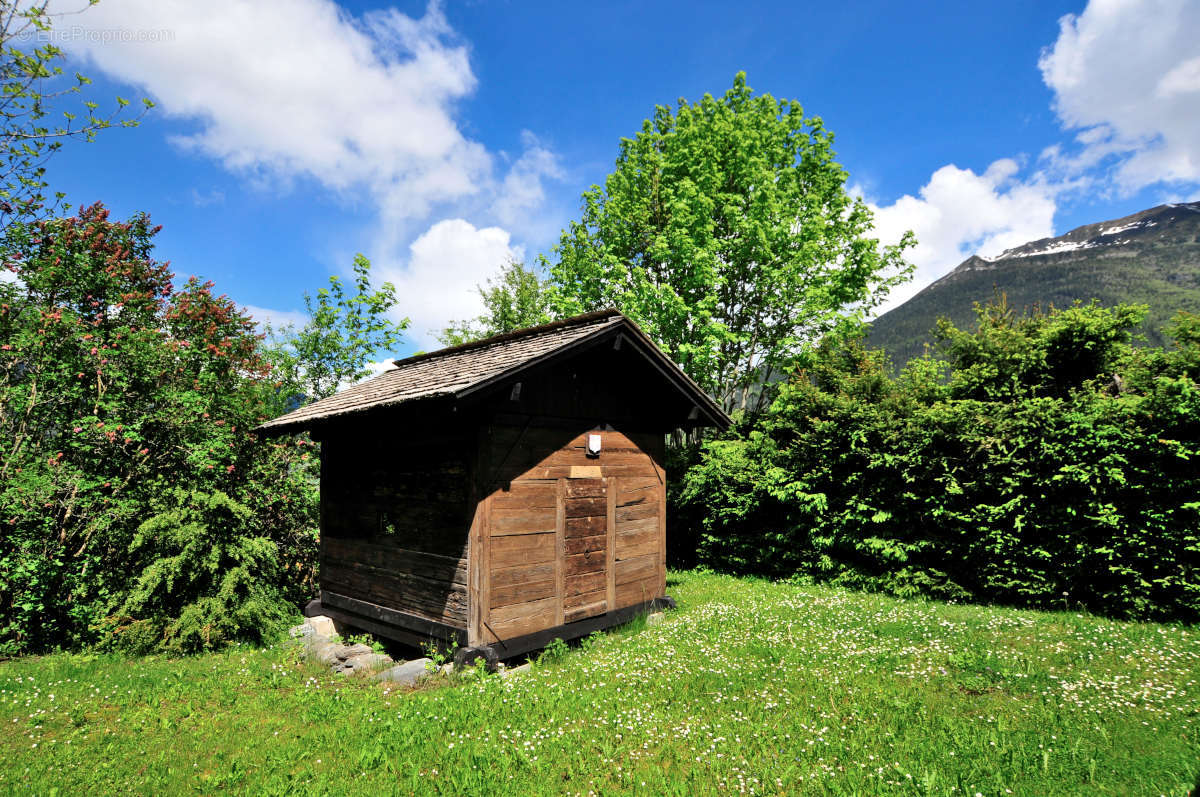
[2,571,1198,795]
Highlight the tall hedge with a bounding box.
[683,300,1200,621]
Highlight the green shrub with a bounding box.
[0,203,400,654]
[684,300,1200,621]
[118,489,293,653]
[92,616,164,656]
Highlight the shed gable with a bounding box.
[255,309,729,436]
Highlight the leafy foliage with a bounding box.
[0,1,150,233]
[264,253,406,402]
[107,489,292,654]
[684,300,1200,621]
[0,203,400,654]
[544,72,913,417]
[437,259,553,347]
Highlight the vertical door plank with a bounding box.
[607,476,617,612]
[658,479,667,597]
[481,495,493,638]
[467,498,483,646]
[554,477,566,626]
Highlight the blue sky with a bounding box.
[40,0,1200,356]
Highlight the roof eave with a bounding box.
[252,392,456,437]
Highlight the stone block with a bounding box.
[306,615,337,638]
[342,652,393,675]
[374,659,434,687]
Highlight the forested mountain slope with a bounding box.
[869,201,1200,366]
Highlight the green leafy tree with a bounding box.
[545,72,913,417]
[0,205,410,654]
[438,259,553,347]
[0,1,151,231]
[264,254,408,404]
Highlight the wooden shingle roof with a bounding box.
[255,309,729,434]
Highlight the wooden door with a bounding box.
[477,427,666,646]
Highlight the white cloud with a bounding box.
[62,0,563,337]
[242,304,308,331]
[1039,0,1200,193]
[66,0,489,221]
[189,188,225,207]
[866,160,1058,316]
[1158,187,1200,205]
[360,359,398,380]
[491,131,564,228]
[385,218,522,345]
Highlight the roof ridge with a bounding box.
[392,308,622,368]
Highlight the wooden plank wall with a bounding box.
[613,474,665,607]
[478,425,666,644]
[319,428,473,631]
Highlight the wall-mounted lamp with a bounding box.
[586,433,602,457]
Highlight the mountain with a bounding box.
[868,201,1200,367]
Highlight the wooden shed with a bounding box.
[256,309,729,662]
